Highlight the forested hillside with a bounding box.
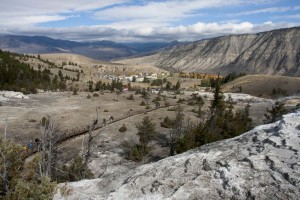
[0,50,66,93]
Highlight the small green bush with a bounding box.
[127,94,134,100]
[122,142,147,162]
[41,117,48,126]
[177,98,185,103]
[167,107,176,111]
[119,124,127,132]
[165,102,170,107]
[93,93,99,97]
[73,88,78,95]
[160,116,173,128]
[104,109,109,112]
[140,101,146,106]
[87,94,91,99]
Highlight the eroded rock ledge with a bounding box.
[54,110,300,200]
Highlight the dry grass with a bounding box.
[223,75,300,98]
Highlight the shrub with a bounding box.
[152,96,161,102]
[73,88,78,95]
[140,101,146,106]
[177,98,185,103]
[41,117,48,126]
[167,107,176,111]
[127,94,134,100]
[93,93,99,97]
[56,156,93,183]
[135,89,142,95]
[104,109,109,112]
[86,94,91,99]
[122,141,148,162]
[28,119,37,122]
[119,124,127,132]
[160,116,173,128]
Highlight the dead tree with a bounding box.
[81,109,99,179]
[3,99,10,140]
[39,117,60,179]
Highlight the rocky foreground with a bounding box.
[54,109,300,200]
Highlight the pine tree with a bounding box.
[264,101,287,123]
[136,116,157,154]
[169,105,183,156]
[210,75,225,113]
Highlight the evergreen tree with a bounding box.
[210,75,225,113]
[136,116,157,154]
[169,105,184,156]
[174,80,181,91]
[165,81,172,90]
[88,81,94,92]
[132,76,136,82]
[264,101,287,123]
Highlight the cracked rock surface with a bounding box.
[54,110,300,200]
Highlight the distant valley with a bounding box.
[0,35,179,61]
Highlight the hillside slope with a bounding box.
[222,75,300,97]
[127,27,300,76]
[54,109,300,200]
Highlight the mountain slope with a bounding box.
[0,35,179,61]
[228,28,300,75]
[128,27,300,76]
[54,109,300,200]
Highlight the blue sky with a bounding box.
[0,0,299,42]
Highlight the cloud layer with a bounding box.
[0,0,299,42]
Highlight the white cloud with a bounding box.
[0,0,128,27]
[230,6,300,17]
[279,14,300,19]
[0,0,298,42]
[1,21,297,42]
[94,0,250,27]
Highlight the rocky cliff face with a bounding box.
[138,27,300,76]
[54,109,300,200]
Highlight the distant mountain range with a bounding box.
[0,35,180,61]
[1,27,300,76]
[132,27,300,76]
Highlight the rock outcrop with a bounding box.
[54,109,300,200]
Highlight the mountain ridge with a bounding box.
[126,27,300,76]
[0,35,180,61]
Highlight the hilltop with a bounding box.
[222,75,300,98]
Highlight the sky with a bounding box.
[0,0,299,42]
